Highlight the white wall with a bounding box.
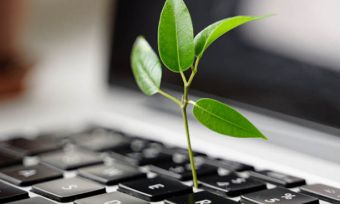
[0,0,113,133]
[22,0,112,103]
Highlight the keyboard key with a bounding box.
[111,139,172,166]
[241,187,319,204]
[118,177,192,201]
[78,163,146,185]
[0,138,61,156]
[150,159,217,181]
[0,181,28,203]
[249,170,306,188]
[300,184,340,203]
[37,131,72,147]
[199,174,266,197]
[32,177,106,202]
[163,147,207,163]
[0,164,63,186]
[204,158,254,172]
[75,191,148,204]
[165,191,238,204]
[7,197,57,204]
[71,128,130,152]
[164,147,206,156]
[40,148,103,170]
[0,151,21,168]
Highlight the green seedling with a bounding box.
[131,0,269,189]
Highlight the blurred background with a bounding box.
[20,0,111,100]
[1,0,340,134]
[0,0,111,130]
[21,0,112,100]
[0,2,340,202]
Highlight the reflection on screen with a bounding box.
[109,0,340,129]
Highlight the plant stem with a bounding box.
[158,89,182,106]
[180,71,188,85]
[177,58,201,189]
[160,58,201,189]
[181,105,198,189]
[188,57,200,86]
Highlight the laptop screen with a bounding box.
[108,0,340,130]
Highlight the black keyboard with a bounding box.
[0,126,339,204]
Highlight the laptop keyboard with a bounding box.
[0,126,338,203]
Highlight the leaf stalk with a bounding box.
[180,71,188,86]
[188,57,200,86]
[158,89,182,106]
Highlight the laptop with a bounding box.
[0,0,339,203]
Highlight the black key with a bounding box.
[78,163,146,185]
[204,158,254,172]
[150,159,217,181]
[0,151,21,168]
[71,128,130,152]
[249,170,306,188]
[165,191,238,204]
[241,187,319,204]
[0,137,61,156]
[163,147,207,163]
[111,139,171,166]
[0,181,28,203]
[32,177,105,202]
[7,197,57,204]
[75,191,148,204]
[164,147,206,156]
[199,174,266,197]
[300,184,340,203]
[40,147,103,170]
[118,177,192,201]
[128,136,164,146]
[0,164,63,186]
[37,130,73,147]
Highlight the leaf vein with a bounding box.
[194,103,253,133]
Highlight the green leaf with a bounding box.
[192,98,267,139]
[194,15,267,57]
[158,0,195,72]
[131,36,162,96]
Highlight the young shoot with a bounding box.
[131,0,269,189]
